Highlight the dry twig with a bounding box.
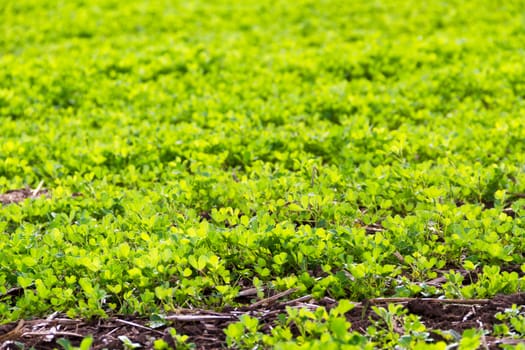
[248,288,299,309]
[0,320,24,342]
[368,297,490,305]
[165,314,236,322]
[115,319,164,335]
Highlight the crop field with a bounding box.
[2,0,525,349]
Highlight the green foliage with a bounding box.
[1,0,525,347]
[224,300,484,349]
[57,336,93,350]
[225,302,371,349]
[153,328,195,350]
[494,305,525,338]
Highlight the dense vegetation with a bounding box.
[2,0,525,348]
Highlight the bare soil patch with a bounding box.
[0,183,48,205]
[1,293,524,349]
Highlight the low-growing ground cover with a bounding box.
[2,0,525,348]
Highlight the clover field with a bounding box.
[2,0,525,349]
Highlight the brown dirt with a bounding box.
[1,293,524,349]
[0,187,48,205]
[405,294,525,331]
